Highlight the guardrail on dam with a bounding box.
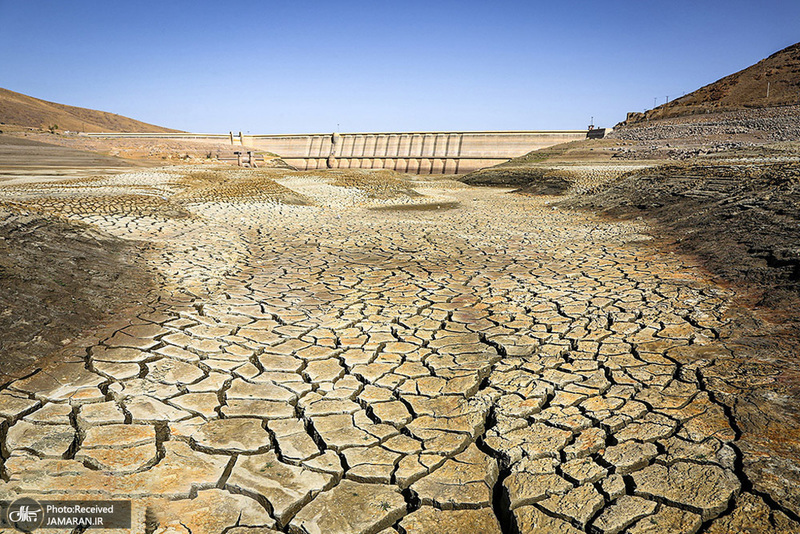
[85,130,593,174]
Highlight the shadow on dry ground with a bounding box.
[0,211,155,384]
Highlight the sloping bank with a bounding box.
[0,209,156,385]
[562,162,800,299]
[560,161,800,521]
[461,165,575,194]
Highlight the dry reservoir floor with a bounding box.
[0,166,795,534]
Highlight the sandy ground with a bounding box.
[1,127,281,166]
[0,134,142,185]
[1,139,799,533]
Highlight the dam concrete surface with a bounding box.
[85,130,593,173]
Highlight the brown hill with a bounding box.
[623,42,800,125]
[0,87,180,133]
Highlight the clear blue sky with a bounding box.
[1,0,798,133]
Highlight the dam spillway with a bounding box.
[84,130,593,174]
[247,130,589,174]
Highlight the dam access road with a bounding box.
[0,164,796,534]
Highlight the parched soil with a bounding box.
[2,101,800,532]
[0,133,137,173]
[457,129,800,531]
[329,169,422,199]
[0,209,155,384]
[462,165,576,191]
[1,129,287,166]
[1,154,799,533]
[563,161,800,304]
[556,160,800,529]
[459,139,653,195]
[172,169,312,205]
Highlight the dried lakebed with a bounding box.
[0,167,797,534]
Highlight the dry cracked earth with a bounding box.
[0,166,798,534]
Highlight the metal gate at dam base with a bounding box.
[86,130,599,174]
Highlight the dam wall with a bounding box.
[84,130,590,174]
[247,130,588,174]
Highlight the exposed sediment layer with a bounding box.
[0,168,797,533]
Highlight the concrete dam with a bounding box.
[247,130,589,174]
[85,130,594,174]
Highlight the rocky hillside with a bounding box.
[622,41,800,125]
[0,87,180,133]
[611,104,800,144]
